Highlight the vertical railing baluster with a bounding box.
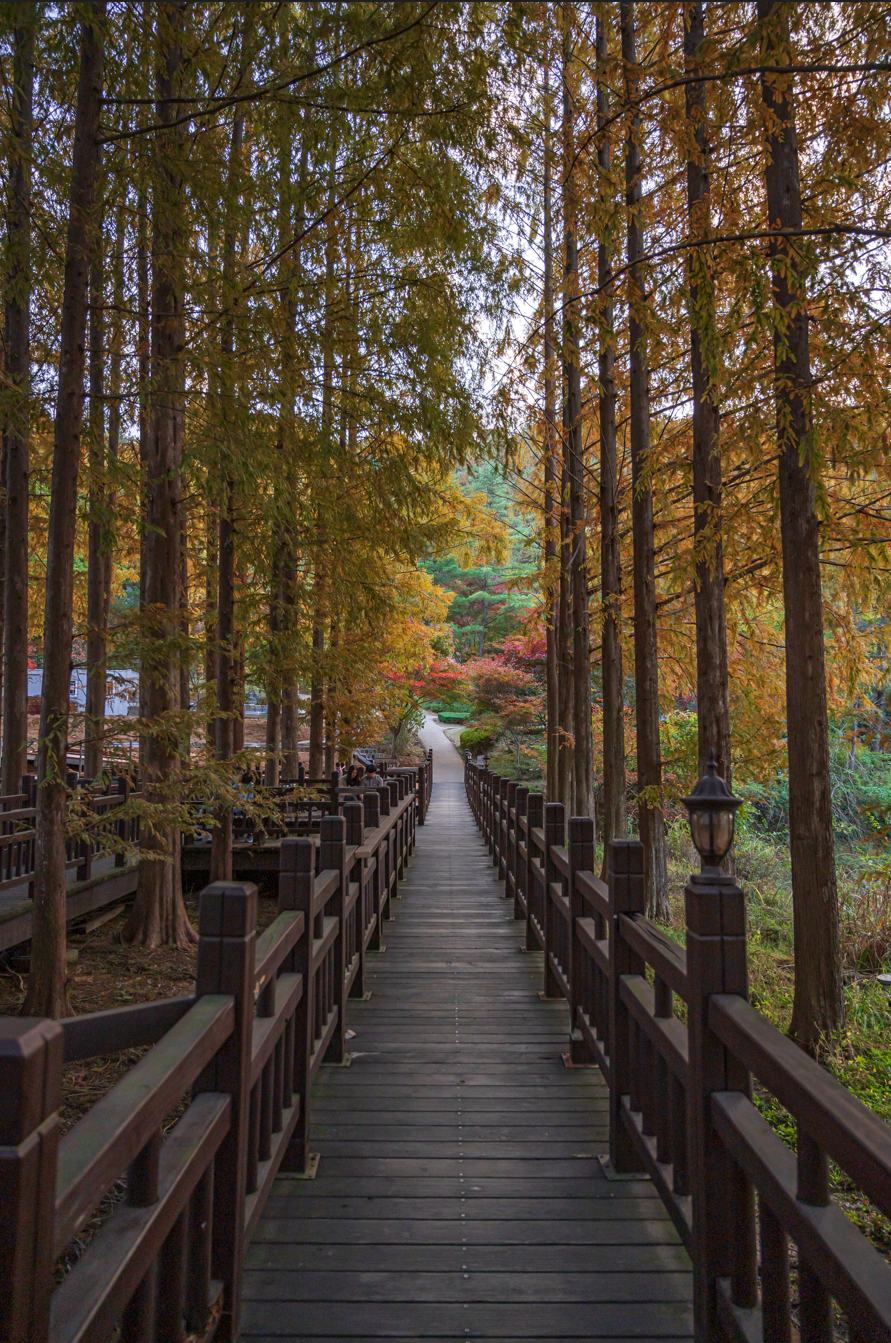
[608,839,646,1175]
[542,802,564,1000]
[568,816,595,1064]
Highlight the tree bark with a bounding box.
[308,594,326,777]
[210,111,244,884]
[84,221,106,780]
[758,0,843,1047]
[137,191,150,739]
[685,0,731,789]
[596,12,627,860]
[125,0,195,948]
[557,418,575,812]
[562,7,595,823]
[26,3,106,1017]
[621,0,669,920]
[542,64,561,804]
[265,547,282,786]
[2,7,35,798]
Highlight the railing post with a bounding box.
[504,781,517,892]
[568,816,595,1065]
[320,815,347,1063]
[685,866,755,1341]
[278,839,315,1173]
[194,879,257,1343]
[542,802,564,999]
[0,1019,62,1343]
[525,792,544,951]
[363,791,383,951]
[608,839,646,1175]
[343,801,366,997]
[513,786,529,920]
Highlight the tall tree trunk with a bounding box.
[2,7,35,798]
[26,3,106,1017]
[308,594,326,777]
[557,428,575,812]
[562,6,595,823]
[137,191,150,740]
[204,503,217,688]
[85,219,106,779]
[265,547,282,786]
[210,111,244,883]
[685,0,731,788]
[621,0,669,920]
[758,0,843,1047]
[596,12,627,860]
[543,64,560,803]
[103,204,124,741]
[125,0,194,948]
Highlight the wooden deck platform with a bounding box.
[0,855,138,953]
[242,718,693,1340]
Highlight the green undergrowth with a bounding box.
[664,819,891,1254]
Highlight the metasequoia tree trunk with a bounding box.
[758,0,843,1047]
[543,64,561,803]
[309,123,339,781]
[26,3,106,1017]
[210,111,244,884]
[126,0,194,948]
[137,191,150,737]
[685,0,731,788]
[596,12,627,859]
[620,0,669,920]
[308,599,326,777]
[278,61,308,781]
[2,7,35,798]
[204,503,217,690]
[557,430,575,812]
[265,546,282,786]
[84,220,106,779]
[562,7,595,823]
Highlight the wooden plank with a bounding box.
[243,724,690,1341]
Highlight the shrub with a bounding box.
[460,724,497,754]
[438,710,471,723]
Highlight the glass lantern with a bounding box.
[682,749,741,870]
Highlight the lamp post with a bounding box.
[682,748,741,873]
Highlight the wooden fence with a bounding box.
[466,757,891,1343]
[0,763,424,1343]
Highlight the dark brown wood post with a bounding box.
[608,839,646,1174]
[278,838,315,1173]
[505,781,517,890]
[194,880,257,1343]
[685,865,755,1340]
[497,777,509,873]
[363,790,382,951]
[543,802,564,999]
[514,786,529,920]
[525,792,544,952]
[0,1019,62,1343]
[343,800,365,997]
[417,759,427,824]
[568,816,595,1064]
[319,814,346,1063]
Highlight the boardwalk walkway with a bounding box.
[243,717,693,1340]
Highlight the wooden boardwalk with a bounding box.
[243,718,693,1340]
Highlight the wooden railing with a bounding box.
[0,757,425,1343]
[466,756,891,1343]
[0,774,143,898]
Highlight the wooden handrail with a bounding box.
[0,748,429,1343]
[463,753,891,1343]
